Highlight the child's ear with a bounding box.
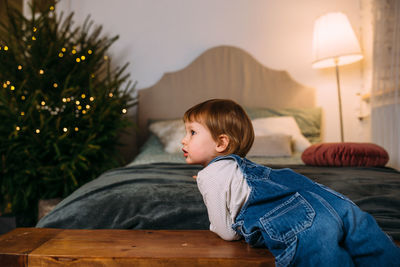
[216,134,229,153]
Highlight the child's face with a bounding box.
[181,120,219,167]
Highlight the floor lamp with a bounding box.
[312,12,363,142]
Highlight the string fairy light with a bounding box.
[17,65,22,70]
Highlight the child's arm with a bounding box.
[196,160,247,241]
[197,177,240,241]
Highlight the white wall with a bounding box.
[57,0,371,143]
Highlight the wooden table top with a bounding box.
[0,228,273,267]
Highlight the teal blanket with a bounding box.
[37,163,400,240]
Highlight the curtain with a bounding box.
[371,0,400,170]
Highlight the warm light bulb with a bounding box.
[17,65,22,70]
[62,48,66,52]
[109,93,113,97]
[88,50,93,54]
[41,101,46,106]
[36,129,40,134]
[86,105,90,109]
[10,86,15,90]
[82,110,87,114]
[76,58,81,62]
[122,108,127,114]
[50,6,55,11]
[39,69,44,75]
[81,56,86,60]
[53,83,58,88]
[75,100,80,105]
[6,81,10,85]
[81,94,86,99]
[20,112,25,116]
[16,126,20,131]
[90,97,95,101]
[4,46,8,51]
[21,96,26,100]
[59,52,64,57]
[74,127,79,131]
[32,36,36,41]
[33,27,37,32]
[63,127,68,132]
[62,98,67,103]
[72,49,77,54]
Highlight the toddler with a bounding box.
[181,99,400,267]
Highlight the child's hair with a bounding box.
[183,99,254,157]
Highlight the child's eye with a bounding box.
[191,130,196,135]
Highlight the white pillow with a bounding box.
[149,119,185,153]
[251,116,311,152]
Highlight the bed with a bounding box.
[36,46,400,242]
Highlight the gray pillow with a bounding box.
[247,134,292,157]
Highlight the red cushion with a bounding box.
[301,143,389,167]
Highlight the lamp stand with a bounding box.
[334,61,344,142]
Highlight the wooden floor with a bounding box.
[0,228,273,267]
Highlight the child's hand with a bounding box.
[192,175,197,179]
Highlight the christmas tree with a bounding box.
[0,1,136,226]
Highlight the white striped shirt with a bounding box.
[196,159,250,241]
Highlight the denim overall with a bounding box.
[209,155,400,267]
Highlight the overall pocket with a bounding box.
[260,192,315,243]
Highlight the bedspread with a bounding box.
[36,163,400,240]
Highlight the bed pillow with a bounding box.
[301,143,389,167]
[149,119,185,153]
[247,134,292,157]
[252,116,311,152]
[245,107,322,143]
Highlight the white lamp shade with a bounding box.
[312,12,363,69]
